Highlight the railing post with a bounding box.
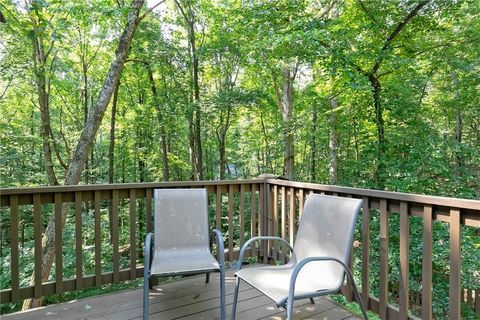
[449,209,461,319]
[259,174,277,263]
[422,205,433,320]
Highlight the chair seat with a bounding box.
[236,262,342,306]
[150,248,220,275]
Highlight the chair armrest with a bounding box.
[144,232,154,274]
[210,229,225,267]
[236,236,293,270]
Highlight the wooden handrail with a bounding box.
[0,179,263,195]
[266,179,480,211]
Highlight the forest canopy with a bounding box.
[0,0,479,200]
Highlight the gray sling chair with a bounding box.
[231,194,368,320]
[143,189,226,320]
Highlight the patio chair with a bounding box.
[231,194,368,320]
[143,189,225,320]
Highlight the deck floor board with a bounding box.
[2,267,360,320]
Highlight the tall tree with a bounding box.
[22,0,146,309]
[350,1,429,186]
[29,0,60,186]
[174,0,204,180]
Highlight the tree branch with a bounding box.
[371,1,429,75]
[173,0,189,23]
[50,130,68,170]
[140,0,168,21]
[358,0,378,25]
[0,78,13,100]
[318,0,338,19]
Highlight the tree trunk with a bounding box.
[368,73,385,188]
[353,117,360,178]
[219,137,226,180]
[146,64,169,181]
[128,60,171,181]
[82,63,90,185]
[451,70,463,172]
[359,1,427,188]
[108,81,120,184]
[216,104,231,180]
[281,67,294,179]
[193,54,203,180]
[310,104,317,182]
[175,0,203,180]
[328,97,338,185]
[31,8,58,186]
[260,112,273,173]
[22,0,145,310]
[189,9,203,181]
[188,111,195,180]
[108,80,120,244]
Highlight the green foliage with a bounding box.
[0,0,479,317]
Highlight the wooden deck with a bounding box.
[3,267,360,320]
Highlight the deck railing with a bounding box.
[1,178,479,319]
[0,180,263,305]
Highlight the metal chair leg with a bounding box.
[149,276,154,290]
[344,268,368,319]
[231,277,241,320]
[143,274,149,320]
[220,268,226,320]
[286,297,294,320]
[143,233,153,320]
[206,273,210,283]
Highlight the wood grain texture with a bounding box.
[1,267,359,320]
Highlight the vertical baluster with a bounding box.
[129,189,137,280]
[250,184,257,257]
[215,186,222,230]
[228,185,234,261]
[146,188,152,233]
[268,185,274,260]
[112,190,119,283]
[361,197,370,309]
[281,186,286,263]
[259,182,267,263]
[54,193,63,295]
[467,288,473,305]
[272,185,278,260]
[10,195,19,303]
[75,192,83,290]
[379,199,389,319]
[239,184,245,251]
[475,289,480,316]
[422,205,433,320]
[298,189,304,220]
[339,193,354,300]
[449,209,461,319]
[289,187,295,248]
[399,201,409,319]
[33,194,42,299]
[94,190,102,287]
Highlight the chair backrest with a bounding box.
[153,189,210,252]
[291,194,362,285]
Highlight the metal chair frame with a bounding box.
[143,189,225,320]
[231,195,368,320]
